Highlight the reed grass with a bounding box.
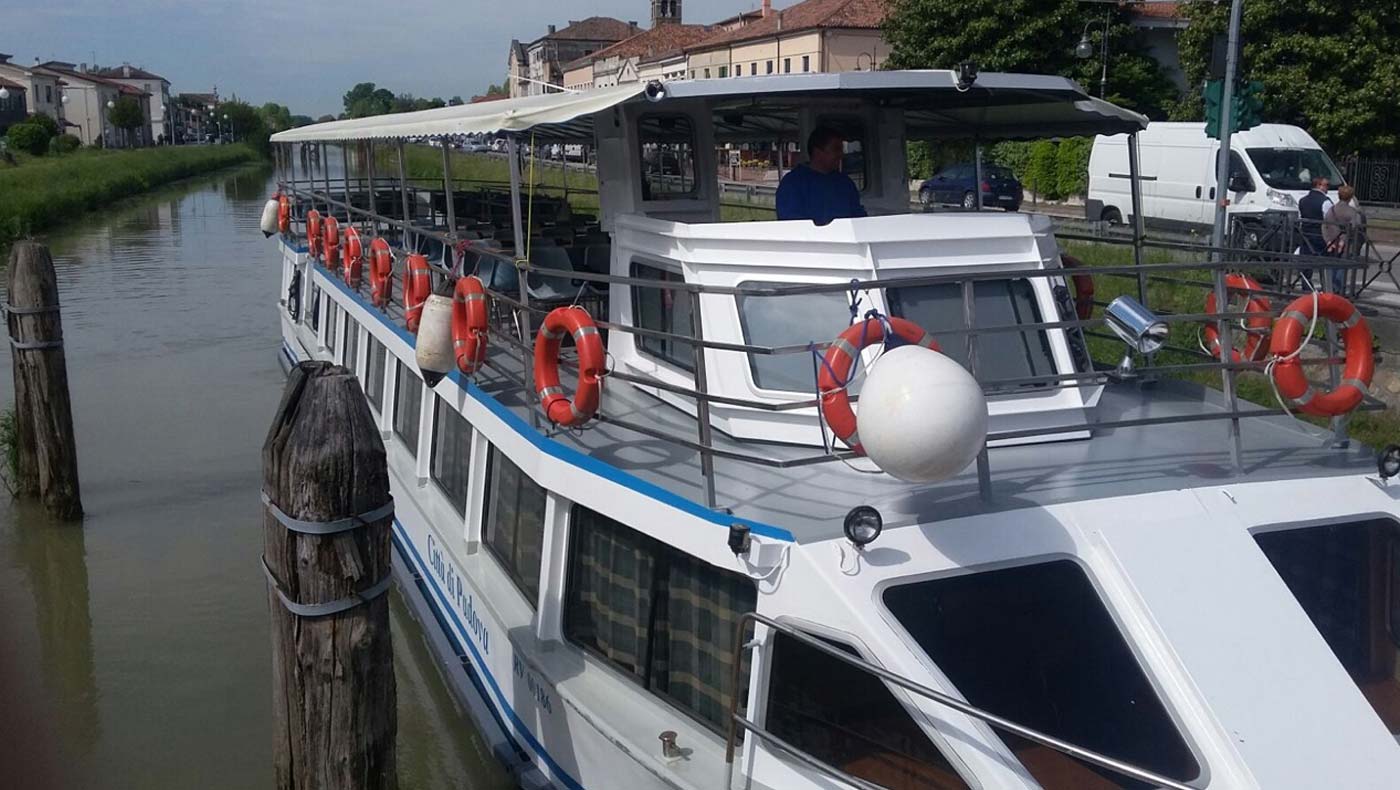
[0,145,259,251]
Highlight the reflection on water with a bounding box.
[0,163,508,790]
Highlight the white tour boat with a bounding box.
[266,71,1400,789]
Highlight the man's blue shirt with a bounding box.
[775,164,867,225]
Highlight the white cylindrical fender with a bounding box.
[415,294,455,387]
[260,198,280,238]
[855,345,988,483]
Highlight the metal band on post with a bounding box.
[260,491,394,535]
[261,557,392,618]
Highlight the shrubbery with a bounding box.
[6,122,51,156]
[51,134,81,155]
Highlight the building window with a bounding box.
[343,319,360,375]
[802,56,810,72]
[393,361,422,456]
[718,66,728,78]
[365,337,387,411]
[690,70,696,79]
[737,282,857,393]
[735,64,742,77]
[483,446,547,605]
[886,279,1057,388]
[637,114,698,200]
[45,85,53,103]
[883,560,1200,787]
[766,61,774,75]
[704,68,711,79]
[565,504,757,732]
[1255,518,1400,735]
[767,631,969,789]
[631,261,694,371]
[783,58,791,74]
[430,397,472,514]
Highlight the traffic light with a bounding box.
[1203,80,1224,139]
[1203,79,1264,139]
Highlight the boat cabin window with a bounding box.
[430,397,472,515]
[563,504,756,732]
[365,337,387,412]
[818,115,867,191]
[638,114,698,201]
[765,630,968,789]
[393,361,422,456]
[1255,518,1400,735]
[307,282,320,331]
[887,279,1057,388]
[883,560,1200,789]
[483,446,546,606]
[737,282,864,394]
[325,303,338,354]
[344,319,359,374]
[631,261,694,372]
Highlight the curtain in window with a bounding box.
[567,509,656,678]
[651,551,756,730]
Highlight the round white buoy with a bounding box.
[855,344,987,483]
[259,198,280,238]
[415,294,455,387]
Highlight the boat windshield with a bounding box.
[1246,147,1343,190]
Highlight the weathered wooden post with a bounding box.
[6,242,82,520]
[262,361,397,790]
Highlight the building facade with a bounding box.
[0,53,66,125]
[36,62,149,147]
[173,92,218,144]
[0,76,27,134]
[508,17,639,97]
[683,0,890,81]
[95,64,173,143]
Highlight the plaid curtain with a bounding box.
[566,509,656,678]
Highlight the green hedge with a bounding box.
[0,145,258,250]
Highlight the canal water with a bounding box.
[0,164,511,790]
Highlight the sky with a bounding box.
[2,0,761,118]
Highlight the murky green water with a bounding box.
[0,164,510,790]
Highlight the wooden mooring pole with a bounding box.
[262,361,397,790]
[6,242,81,520]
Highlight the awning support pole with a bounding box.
[341,143,352,227]
[506,136,537,418]
[366,141,377,237]
[441,143,456,244]
[397,141,412,249]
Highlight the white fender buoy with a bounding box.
[415,294,455,387]
[259,198,280,238]
[855,345,987,483]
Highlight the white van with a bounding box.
[1087,122,1344,230]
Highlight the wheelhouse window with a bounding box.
[883,560,1199,788]
[737,282,861,393]
[393,361,422,455]
[887,279,1057,388]
[817,115,867,191]
[431,397,472,514]
[766,631,968,789]
[365,337,387,411]
[631,261,694,372]
[1255,518,1400,735]
[564,504,756,732]
[483,446,546,605]
[638,114,698,201]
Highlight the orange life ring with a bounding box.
[819,317,941,455]
[306,210,322,259]
[403,254,432,333]
[452,276,489,375]
[368,238,393,309]
[322,216,341,272]
[1060,253,1096,321]
[1269,293,1373,417]
[342,226,363,288]
[533,306,606,427]
[277,194,291,234]
[1202,273,1272,363]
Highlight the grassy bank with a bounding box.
[1062,239,1400,447]
[0,144,260,250]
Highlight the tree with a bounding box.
[1175,1,1400,154]
[1024,140,1060,201]
[216,99,271,155]
[316,114,337,124]
[884,0,1178,119]
[259,102,294,133]
[448,96,465,107]
[483,83,506,97]
[343,82,396,118]
[107,96,145,146]
[1054,137,1092,198]
[6,122,51,156]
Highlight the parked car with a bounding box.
[1088,122,1342,230]
[919,164,1022,211]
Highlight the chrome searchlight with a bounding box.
[843,506,883,548]
[1104,296,1167,381]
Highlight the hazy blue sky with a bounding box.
[3,0,761,117]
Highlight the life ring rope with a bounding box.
[1200,273,1272,363]
[817,314,940,455]
[533,306,606,427]
[452,275,489,375]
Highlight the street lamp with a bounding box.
[1075,7,1112,98]
[0,87,9,101]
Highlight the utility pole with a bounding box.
[1209,0,1245,258]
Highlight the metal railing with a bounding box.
[273,140,1393,506]
[721,613,1197,790]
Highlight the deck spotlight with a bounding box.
[843,506,883,548]
[956,61,979,91]
[1379,445,1400,481]
[644,80,667,103]
[1104,296,1166,380]
[727,523,752,556]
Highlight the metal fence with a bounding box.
[1342,155,1400,207]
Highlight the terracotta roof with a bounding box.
[564,24,714,70]
[471,92,509,103]
[0,75,26,90]
[37,62,142,92]
[686,0,890,52]
[93,64,168,82]
[1132,1,1184,20]
[543,17,638,43]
